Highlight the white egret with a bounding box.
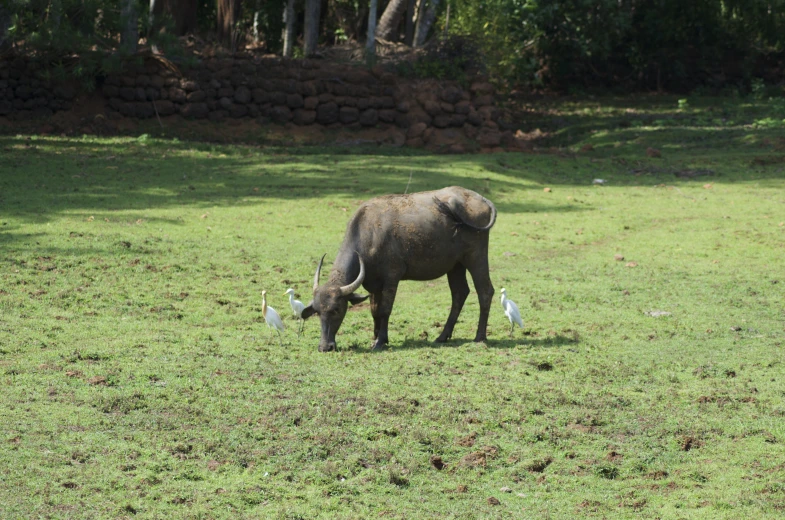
[262,290,284,346]
[500,288,524,338]
[283,288,306,336]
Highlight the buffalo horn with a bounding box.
[339,255,365,296]
[313,254,326,293]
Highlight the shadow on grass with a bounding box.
[516,95,785,148]
[0,135,595,240]
[490,334,580,349]
[357,332,580,353]
[2,111,783,235]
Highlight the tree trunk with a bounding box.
[376,0,408,42]
[120,0,138,53]
[0,2,10,50]
[217,0,242,49]
[151,0,197,36]
[403,0,416,46]
[148,0,158,52]
[366,0,378,66]
[149,0,157,33]
[253,0,261,43]
[303,0,321,57]
[282,0,296,57]
[414,0,440,47]
[173,0,198,35]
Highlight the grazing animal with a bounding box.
[261,290,284,345]
[302,186,497,352]
[500,288,524,337]
[283,288,306,336]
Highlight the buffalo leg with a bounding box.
[370,283,398,350]
[370,292,382,340]
[467,260,494,343]
[435,264,470,343]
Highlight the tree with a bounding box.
[404,0,416,45]
[414,0,440,47]
[282,0,296,57]
[253,0,262,43]
[0,1,12,50]
[303,0,321,56]
[120,0,139,53]
[151,0,198,36]
[217,0,242,49]
[377,0,409,41]
[366,0,378,65]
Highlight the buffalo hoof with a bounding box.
[319,342,336,352]
[434,333,451,343]
[370,339,387,350]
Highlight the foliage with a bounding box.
[5,0,123,54]
[239,0,286,52]
[2,97,785,517]
[3,0,785,92]
[395,35,485,85]
[448,0,785,91]
[326,0,368,43]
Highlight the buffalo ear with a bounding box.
[347,293,370,305]
[301,302,317,320]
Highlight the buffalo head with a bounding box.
[302,254,369,351]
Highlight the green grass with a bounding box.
[1,96,785,519]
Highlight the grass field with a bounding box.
[1,95,785,519]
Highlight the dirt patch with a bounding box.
[605,450,623,463]
[526,457,553,473]
[568,423,596,434]
[456,432,477,447]
[619,498,647,511]
[646,470,669,480]
[679,436,704,451]
[460,445,498,468]
[577,500,604,513]
[0,100,409,147]
[87,375,107,385]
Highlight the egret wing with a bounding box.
[265,306,285,331]
[504,299,524,328]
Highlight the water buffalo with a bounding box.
[302,186,497,351]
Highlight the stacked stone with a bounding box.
[398,81,501,149]
[0,58,76,118]
[102,57,402,126]
[101,55,502,148]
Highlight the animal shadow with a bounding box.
[489,333,580,350]
[358,333,579,353]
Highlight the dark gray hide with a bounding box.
[302,186,497,352]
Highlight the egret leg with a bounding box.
[509,322,514,338]
[277,329,283,347]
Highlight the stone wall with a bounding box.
[1,53,513,150]
[0,58,77,118]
